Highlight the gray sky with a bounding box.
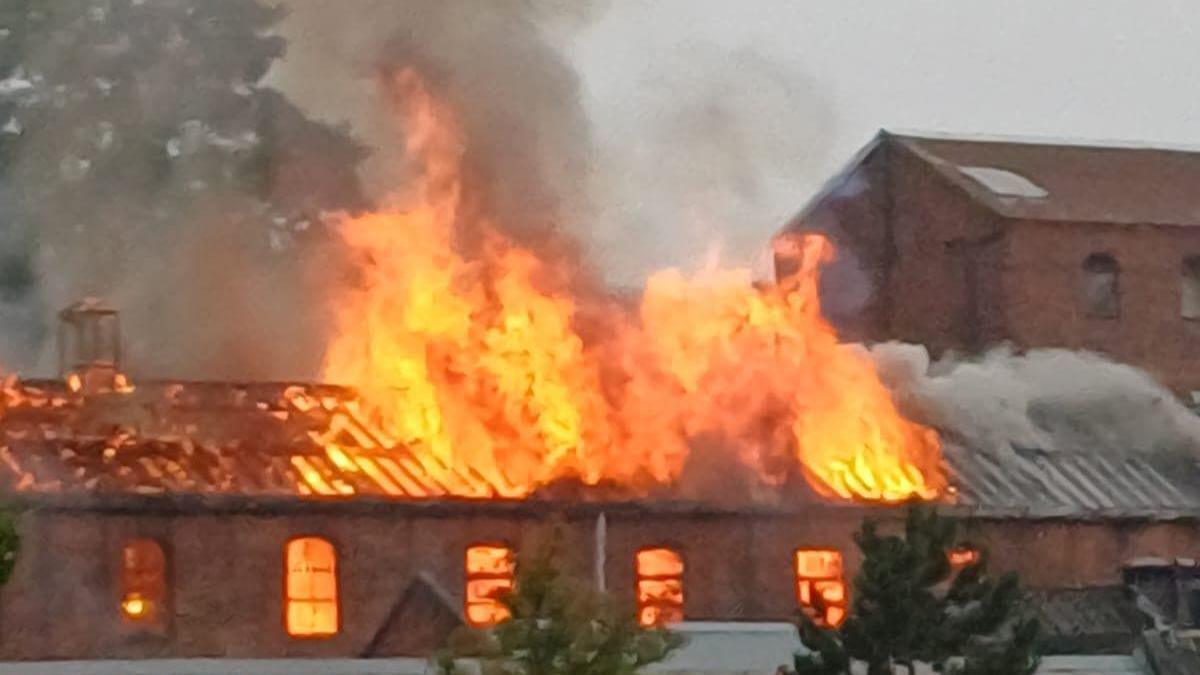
[275,0,1200,284]
[576,0,1200,149]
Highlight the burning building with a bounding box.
[2,301,1200,663]
[1,80,1200,671]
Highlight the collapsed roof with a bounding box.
[0,380,500,501]
[1,378,1199,519]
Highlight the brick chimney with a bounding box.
[57,298,122,394]
[771,232,805,283]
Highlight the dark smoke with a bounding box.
[0,0,838,380]
[271,0,604,254]
[271,1,836,286]
[377,3,597,248]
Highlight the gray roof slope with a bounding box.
[1142,629,1200,675]
[1028,586,1143,654]
[944,443,1200,519]
[1035,655,1146,674]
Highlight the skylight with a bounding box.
[958,166,1049,198]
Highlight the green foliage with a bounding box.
[0,507,18,586]
[437,525,684,675]
[793,506,1039,675]
[0,0,369,368]
[0,0,367,214]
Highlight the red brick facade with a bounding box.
[782,132,1200,392]
[0,499,1194,660]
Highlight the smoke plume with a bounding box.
[871,342,1200,457]
[270,1,835,286]
[271,0,602,254]
[584,43,835,285]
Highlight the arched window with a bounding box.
[465,544,514,627]
[1082,253,1120,319]
[795,548,846,628]
[636,547,684,627]
[1182,257,1200,320]
[120,539,166,628]
[285,537,338,637]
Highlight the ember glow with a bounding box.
[121,595,146,619]
[636,547,685,626]
[464,544,515,627]
[321,68,945,504]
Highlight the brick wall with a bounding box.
[1003,220,1200,391]
[788,142,1200,391]
[781,143,892,342]
[0,503,1196,660]
[884,143,1005,354]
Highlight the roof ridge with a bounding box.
[883,127,1200,155]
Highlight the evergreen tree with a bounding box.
[0,508,15,586]
[438,525,684,675]
[793,506,1039,675]
[0,0,368,374]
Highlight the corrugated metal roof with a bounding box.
[1027,586,1142,655]
[943,443,1200,518]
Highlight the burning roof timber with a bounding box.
[2,377,1200,520]
[0,379,506,500]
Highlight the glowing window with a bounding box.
[1082,253,1119,319]
[465,544,514,627]
[636,547,684,627]
[948,548,980,569]
[120,539,166,627]
[795,549,846,628]
[285,537,338,637]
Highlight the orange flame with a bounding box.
[636,547,685,626]
[321,68,944,503]
[121,594,147,619]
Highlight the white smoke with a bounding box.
[583,43,835,285]
[870,342,1200,457]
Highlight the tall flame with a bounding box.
[322,68,944,503]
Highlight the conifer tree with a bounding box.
[438,525,684,675]
[0,508,15,586]
[793,506,1039,675]
[0,0,368,373]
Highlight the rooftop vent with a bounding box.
[959,166,1049,198]
[58,298,122,394]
